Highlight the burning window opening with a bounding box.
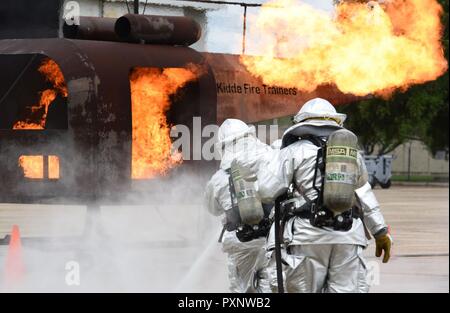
[18,155,60,180]
[13,58,68,130]
[130,66,202,179]
[0,54,68,130]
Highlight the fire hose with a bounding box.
[274,193,289,293]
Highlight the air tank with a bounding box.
[63,16,119,42]
[323,129,359,214]
[115,14,201,46]
[230,163,264,225]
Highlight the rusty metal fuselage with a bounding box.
[0,38,216,204]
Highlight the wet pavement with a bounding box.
[0,186,448,293]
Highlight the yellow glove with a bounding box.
[374,227,393,263]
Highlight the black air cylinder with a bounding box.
[115,14,201,46]
[63,16,119,42]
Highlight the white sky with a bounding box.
[202,0,334,53]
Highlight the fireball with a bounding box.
[241,0,448,97]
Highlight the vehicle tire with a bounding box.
[369,177,377,189]
[380,179,392,189]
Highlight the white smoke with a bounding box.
[0,170,228,292]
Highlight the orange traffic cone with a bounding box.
[4,225,25,287]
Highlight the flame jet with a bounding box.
[241,0,448,97]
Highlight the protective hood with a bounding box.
[270,139,282,150]
[281,120,342,148]
[281,98,345,148]
[215,119,259,169]
[215,119,256,149]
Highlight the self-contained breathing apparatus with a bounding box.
[279,129,362,232]
[273,128,363,293]
[223,165,273,243]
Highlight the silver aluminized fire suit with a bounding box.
[205,119,273,293]
[251,98,390,293]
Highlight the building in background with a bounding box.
[0,0,62,39]
[391,140,449,181]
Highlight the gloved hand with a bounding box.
[374,227,393,263]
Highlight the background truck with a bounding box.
[364,155,394,189]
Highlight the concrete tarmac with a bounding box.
[364,187,448,293]
[0,186,448,292]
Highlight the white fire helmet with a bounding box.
[217,119,255,145]
[293,98,347,127]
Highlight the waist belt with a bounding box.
[281,196,361,219]
[293,207,360,220]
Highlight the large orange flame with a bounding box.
[241,0,448,97]
[18,155,60,179]
[130,66,201,179]
[48,155,60,179]
[38,59,68,97]
[13,59,67,129]
[18,156,43,179]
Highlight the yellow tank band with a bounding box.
[327,146,358,159]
